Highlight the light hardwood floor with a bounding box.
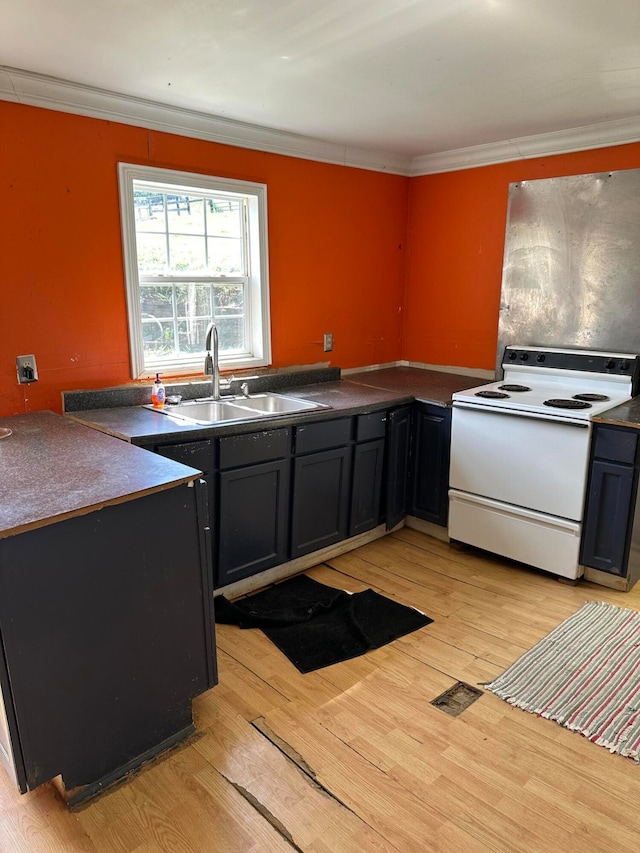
[2,529,640,852]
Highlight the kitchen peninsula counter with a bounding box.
[0,410,215,806]
[0,411,201,538]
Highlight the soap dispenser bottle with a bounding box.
[152,373,166,409]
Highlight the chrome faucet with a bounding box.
[204,322,220,399]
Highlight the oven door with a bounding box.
[449,402,592,521]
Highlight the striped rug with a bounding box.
[484,600,640,761]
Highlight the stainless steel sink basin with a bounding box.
[233,393,328,415]
[145,392,329,425]
[147,400,258,425]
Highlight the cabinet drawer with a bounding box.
[594,428,637,465]
[294,418,352,454]
[355,411,387,442]
[218,428,290,470]
[155,439,213,474]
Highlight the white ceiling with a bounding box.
[3,0,640,173]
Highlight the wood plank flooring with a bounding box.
[3,529,640,851]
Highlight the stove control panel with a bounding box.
[503,347,640,387]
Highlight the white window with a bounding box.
[118,163,271,378]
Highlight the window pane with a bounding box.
[207,237,243,274]
[137,233,167,272]
[214,283,245,314]
[142,318,175,356]
[215,317,246,351]
[175,283,212,318]
[134,192,166,232]
[207,199,242,238]
[169,235,206,272]
[166,195,205,235]
[140,285,174,318]
[177,319,212,354]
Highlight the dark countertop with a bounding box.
[66,381,415,444]
[0,412,202,539]
[346,366,484,404]
[65,368,485,446]
[593,397,640,429]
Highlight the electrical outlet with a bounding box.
[323,332,333,352]
[16,354,38,384]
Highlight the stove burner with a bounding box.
[499,384,531,392]
[572,393,610,402]
[475,390,510,399]
[544,398,592,410]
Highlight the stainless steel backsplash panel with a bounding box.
[496,169,640,375]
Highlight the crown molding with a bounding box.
[4,66,640,178]
[409,116,640,176]
[0,66,411,176]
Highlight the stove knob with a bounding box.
[621,360,630,370]
[605,359,616,369]
[520,353,529,361]
[508,351,517,360]
[536,354,545,362]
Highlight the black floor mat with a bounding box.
[215,575,433,673]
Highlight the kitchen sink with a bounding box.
[149,400,258,425]
[232,393,328,415]
[146,393,330,425]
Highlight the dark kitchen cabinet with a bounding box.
[155,438,215,527]
[217,429,290,587]
[581,424,640,588]
[409,402,452,526]
[385,405,413,529]
[0,480,216,803]
[290,418,353,558]
[384,402,451,530]
[148,401,453,590]
[350,412,387,537]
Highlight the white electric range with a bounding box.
[448,346,640,579]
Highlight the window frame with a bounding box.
[118,163,271,379]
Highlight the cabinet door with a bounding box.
[580,460,635,576]
[410,403,451,527]
[290,446,352,558]
[385,405,412,530]
[155,440,215,553]
[217,459,290,588]
[350,439,385,537]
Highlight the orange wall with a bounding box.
[1,102,409,416]
[6,98,640,420]
[403,142,640,371]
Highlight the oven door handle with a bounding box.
[452,401,591,427]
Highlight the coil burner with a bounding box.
[572,393,610,402]
[543,398,592,410]
[475,390,510,399]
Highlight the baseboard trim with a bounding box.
[583,566,631,591]
[405,516,450,542]
[215,523,393,599]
